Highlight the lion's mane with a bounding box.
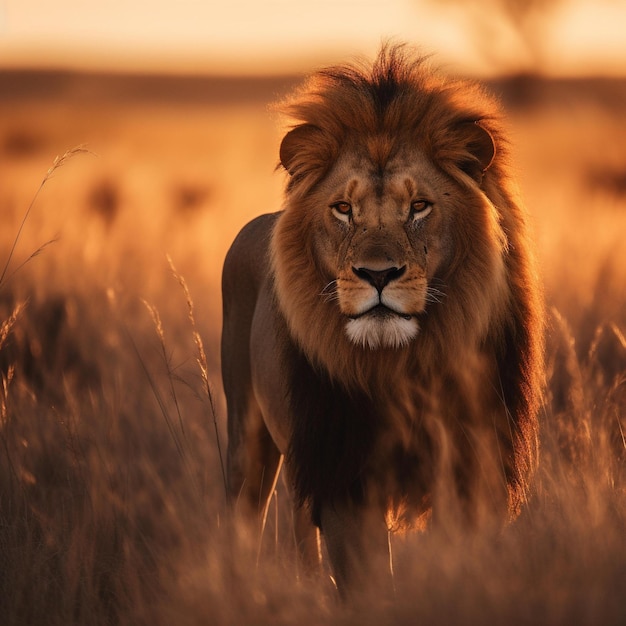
[271,45,543,523]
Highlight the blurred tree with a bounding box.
[426,0,567,74]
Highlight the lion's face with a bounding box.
[273,73,506,371]
[309,148,456,350]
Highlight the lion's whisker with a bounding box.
[319,280,338,302]
[320,280,337,293]
[425,286,447,304]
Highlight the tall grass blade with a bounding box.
[0,146,91,289]
[142,299,186,437]
[167,255,228,502]
[122,321,201,497]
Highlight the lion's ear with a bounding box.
[458,121,496,182]
[279,124,323,175]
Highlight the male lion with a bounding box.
[221,45,543,595]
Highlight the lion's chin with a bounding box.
[345,313,419,350]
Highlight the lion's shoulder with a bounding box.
[222,212,281,297]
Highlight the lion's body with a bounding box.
[221,46,543,594]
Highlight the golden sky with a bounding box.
[1,0,625,76]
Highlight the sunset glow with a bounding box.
[1,0,625,76]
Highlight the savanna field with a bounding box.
[0,70,625,625]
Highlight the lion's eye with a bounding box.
[410,200,432,221]
[330,201,352,223]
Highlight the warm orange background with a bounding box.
[2,0,626,77]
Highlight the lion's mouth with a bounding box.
[348,304,413,321]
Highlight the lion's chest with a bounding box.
[285,345,436,524]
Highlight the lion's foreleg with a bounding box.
[279,463,322,576]
[319,501,392,600]
[227,405,283,542]
[291,502,322,577]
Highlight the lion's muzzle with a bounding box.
[339,262,422,350]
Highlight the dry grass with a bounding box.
[0,73,625,625]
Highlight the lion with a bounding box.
[221,45,543,595]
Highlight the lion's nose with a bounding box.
[352,265,406,293]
